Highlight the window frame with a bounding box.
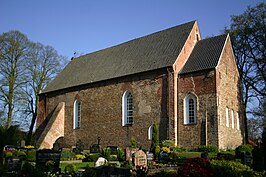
[73,100,81,129]
[226,107,229,127]
[184,94,197,125]
[122,91,133,126]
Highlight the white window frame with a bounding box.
[184,94,197,125]
[73,100,81,129]
[148,125,153,140]
[231,109,234,129]
[226,107,229,127]
[122,91,133,126]
[236,112,240,130]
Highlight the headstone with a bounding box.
[107,146,118,155]
[146,152,154,162]
[158,151,169,163]
[96,166,130,177]
[20,140,25,148]
[36,149,61,171]
[125,147,138,161]
[95,157,108,167]
[90,144,101,153]
[133,150,147,167]
[201,152,209,159]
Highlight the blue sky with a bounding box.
[0,0,262,59]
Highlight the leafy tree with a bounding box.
[226,3,266,143]
[0,31,30,128]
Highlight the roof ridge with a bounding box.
[75,20,197,60]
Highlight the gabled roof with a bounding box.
[43,21,196,93]
[179,34,227,75]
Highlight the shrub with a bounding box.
[154,145,161,160]
[172,146,187,152]
[61,148,76,160]
[84,153,101,162]
[210,160,264,177]
[27,149,36,162]
[134,165,149,177]
[252,146,264,172]
[130,137,137,148]
[178,157,214,177]
[198,145,218,153]
[64,164,77,173]
[16,150,26,158]
[75,154,86,160]
[216,152,235,161]
[102,147,111,160]
[162,140,175,149]
[20,161,35,177]
[82,167,97,177]
[153,169,178,177]
[117,148,124,161]
[161,146,170,154]
[235,144,253,158]
[5,152,12,158]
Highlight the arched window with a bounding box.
[184,94,197,124]
[73,100,81,129]
[148,125,153,140]
[122,91,133,126]
[226,107,229,127]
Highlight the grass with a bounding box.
[60,162,94,172]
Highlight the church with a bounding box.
[36,21,244,150]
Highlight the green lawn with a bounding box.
[60,162,94,172]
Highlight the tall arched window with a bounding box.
[148,125,153,140]
[122,91,133,126]
[184,94,197,124]
[73,100,81,129]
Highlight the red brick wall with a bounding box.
[177,70,218,149]
[37,68,174,150]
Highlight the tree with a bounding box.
[150,123,159,158]
[24,42,66,145]
[226,3,266,143]
[0,31,30,128]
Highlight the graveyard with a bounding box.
[0,139,265,177]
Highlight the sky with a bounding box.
[0,0,263,59]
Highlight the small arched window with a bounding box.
[122,91,133,126]
[73,100,81,129]
[148,125,153,140]
[184,94,197,124]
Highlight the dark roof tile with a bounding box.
[43,21,195,93]
[179,34,227,75]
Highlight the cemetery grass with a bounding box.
[60,162,94,172]
[176,152,217,159]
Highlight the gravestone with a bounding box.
[20,140,25,148]
[158,151,169,163]
[133,150,147,167]
[90,144,101,153]
[36,149,61,171]
[107,146,118,155]
[146,152,154,162]
[95,157,108,167]
[96,166,130,177]
[125,147,138,161]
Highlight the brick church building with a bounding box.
[36,21,244,150]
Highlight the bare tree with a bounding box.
[24,42,67,144]
[0,31,30,128]
[226,3,266,143]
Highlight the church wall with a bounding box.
[216,36,243,149]
[38,68,174,150]
[177,70,218,149]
